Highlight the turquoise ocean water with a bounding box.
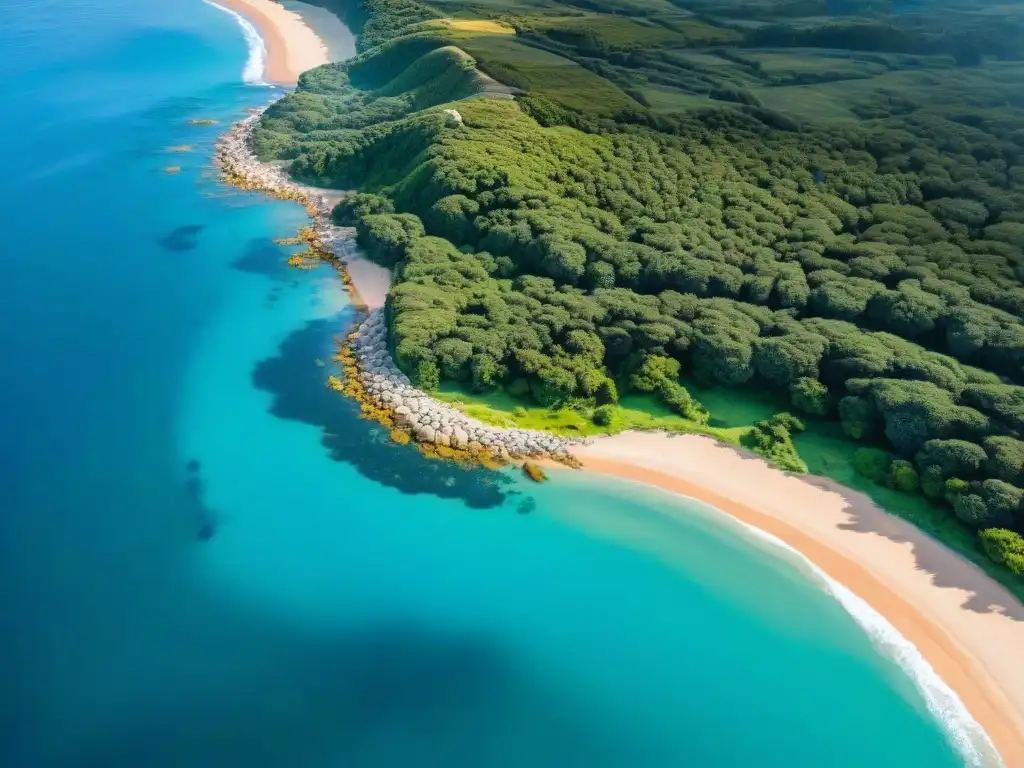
[0,1,997,765]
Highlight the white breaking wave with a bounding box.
[734,520,1003,767]
[204,0,271,86]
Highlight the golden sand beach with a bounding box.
[213,0,328,84]
[212,3,1024,762]
[570,432,1024,765]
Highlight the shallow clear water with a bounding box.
[0,1,980,766]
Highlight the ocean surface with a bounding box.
[0,1,994,766]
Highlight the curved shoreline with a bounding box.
[215,111,582,463]
[209,0,328,84]
[209,3,1024,764]
[220,99,1024,762]
[570,433,1024,766]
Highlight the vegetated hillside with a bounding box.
[255,0,1024,580]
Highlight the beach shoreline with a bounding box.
[210,0,328,84]
[215,109,392,311]
[566,432,1024,766]
[209,2,1024,762]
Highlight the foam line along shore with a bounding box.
[208,2,1024,764]
[205,0,328,84]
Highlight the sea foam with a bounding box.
[735,520,1003,767]
[204,1,270,86]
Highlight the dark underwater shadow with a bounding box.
[251,314,510,509]
[231,237,292,281]
[159,224,203,253]
[183,459,217,541]
[59,615,669,768]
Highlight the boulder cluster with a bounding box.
[352,311,582,460]
[216,108,364,278]
[215,110,322,209]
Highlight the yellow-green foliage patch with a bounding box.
[433,383,748,443]
[426,18,516,35]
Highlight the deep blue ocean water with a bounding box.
[0,1,991,766]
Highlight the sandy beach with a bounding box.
[568,432,1024,765]
[213,0,328,84]
[209,2,1024,760]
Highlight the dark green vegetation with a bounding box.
[255,0,1024,584]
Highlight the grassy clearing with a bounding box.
[426,18,516,34]
[658,18,742,44]
[749,82,861,121]
[663,50,743,69]
[638,85,740,113]
[752,63,1024,123]
[457,35,639,113]
[683,379,781,428]
[434,382,744,441]
[525,14,684,48]
[744,50,887,78]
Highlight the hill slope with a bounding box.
[255,0,1024,585]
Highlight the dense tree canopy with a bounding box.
[261,0,1024,577]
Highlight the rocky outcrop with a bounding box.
[215,108,365,301]
[217,107,583,466]
[350,310,582,461]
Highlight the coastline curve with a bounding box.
[569,439,1024,767]
[203,0,270,86]
[207,2,1024,764]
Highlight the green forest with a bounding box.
[255,0,1024,584]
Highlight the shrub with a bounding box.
[790,377,831,416]
[921,465,946,500]
[979,528,1024,576]
[839,395,875,440]
[944,477,969,504]
[333,192,394,225]
[979,479,1023,527]
[982,436,1024,485]
[887,459,919,493]
[415,359,440,390]
[631,356,681,392]
[592,405,617,427]
[742,414,807,472]
[914,439,986,479]
[507,378,531,398]
[953,493,992,527]
[596,377,619,406]
[659,380,708,424]
[771,412,805,433]
[531,367,576,407]
[854,448,891,484]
